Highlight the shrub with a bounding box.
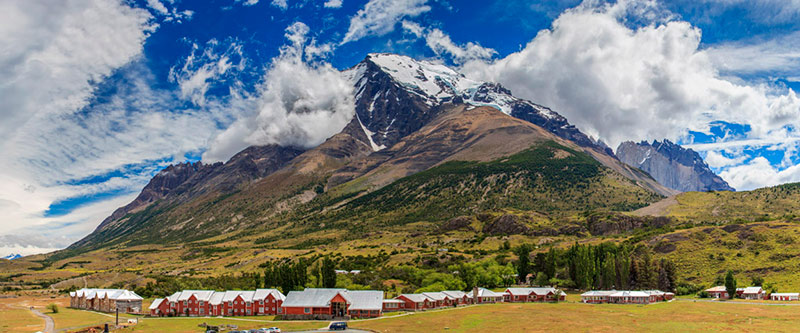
[47,303,59,314]
[697,290,710,298]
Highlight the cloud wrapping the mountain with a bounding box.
[203,22,355,162]
[459,0,800,189]
[341,0,431,44]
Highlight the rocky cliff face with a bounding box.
[616,140,734,192]
[344,53,606,154]
[72,144,304,248]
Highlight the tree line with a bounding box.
[514,242,677,292]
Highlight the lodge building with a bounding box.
[69,288,144,313]
[503,287,566,302]
[580,290,674,304]
[280,288,384,320]
[148,289,285,317]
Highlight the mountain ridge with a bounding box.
[67,53,677,253]
[616,140,734,193]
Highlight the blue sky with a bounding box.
[1,0,800,255]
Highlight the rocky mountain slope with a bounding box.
[616,140,734,192]
[63,53,676,256]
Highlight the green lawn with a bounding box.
[355,301,800,332]
[123,316,330,332]
[8,296,800,332]
[0,303,43,332]
[49,307,129,330]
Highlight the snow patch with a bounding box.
[356,113,386,151]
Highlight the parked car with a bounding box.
[263,328,281,333]
[329,322,347,330]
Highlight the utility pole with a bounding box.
[116,307,119,327]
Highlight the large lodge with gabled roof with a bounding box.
[69,288,144,313]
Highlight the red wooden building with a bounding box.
[281,288,384,320]
[705,286,744,299]
[503,287,566,302]
[472,287,504,304]
[149,289,284,317]
[442,290,472,305]
[395,293,435,311]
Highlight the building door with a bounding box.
[331,301,346,317]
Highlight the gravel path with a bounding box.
[30,308,54,333]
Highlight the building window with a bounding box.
[278,308,282,314]
[304,307,310,314]
[199,301,204,306]
[247,310,251,315]
[183,301,187,306]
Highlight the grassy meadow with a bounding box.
[5,295,800,332]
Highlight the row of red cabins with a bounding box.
[149,289,286,317]
[150,286,564,319]
[704,286,800,301]
[580,290,675,304]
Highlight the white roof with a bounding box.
[166,291,181,303]
[643,290,665,296]
[505,288,533,296]
[177,290,215,302]
[705,286,726,292]
[397,294,429,303]
[382,299,404,303]
[476,288,503,298]
[346,290,384,311]
[743,287,763,294]
[72,288,143,301]
[421,292,448,301]
[149,298,164,310]
[581,290,618,297]
[609,291,650,297]
[441,290,467,299]
[254,288,285,301]
[283,289,350,308]
[209,291,225,305]
[506,287,560,296]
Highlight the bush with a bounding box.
[47,303,59,313]
[751,276,764,286]
[697,290,710,298]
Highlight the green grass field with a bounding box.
[5,296,800,332]
[0,303,43,332]
[114,300,800,332]
[355,301,800,332]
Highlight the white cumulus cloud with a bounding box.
[401,20,496,64]
[203,22,355,162]
[271,0,288,10]
[324,0,343,9]
[459,0,800,157]
[341,0,431,44]
[0,1,242,256]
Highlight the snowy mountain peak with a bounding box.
[342,53,602,154]
[1,253,22,260]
